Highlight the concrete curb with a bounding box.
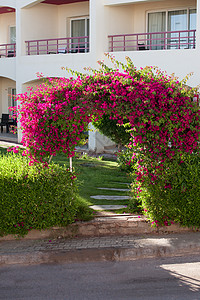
[1,214,200,267]
[1,232,200,266]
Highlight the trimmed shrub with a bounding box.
[0,152,81,237]
[132,152,200,227]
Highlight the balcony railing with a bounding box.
[108,30,196,52]
[25,36,89,55]
[0,44,16,58]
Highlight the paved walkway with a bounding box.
[0,133,18,144]
[0,213,200,266]
[1,232,200,266]
[89,182,131,210]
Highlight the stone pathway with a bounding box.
[89,205,128,211]
[89,183,131,211]
[90,195,130,200]
[97,187,129,192]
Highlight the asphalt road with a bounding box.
[1,255,200,300]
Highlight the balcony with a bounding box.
[25,36,89,56]
[0,44,16,58]
[108,30,196,52]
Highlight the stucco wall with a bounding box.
[58,2,89,38]
[20,2,89,55]
[105,0,194,7]
[21,4,58,42]
[105,5,133,35]
[22,79,40,93]
[0,59,16,81]
[0,12,15,44]
[105,0,196,36]
[0,0,16,9]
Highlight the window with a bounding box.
[70,17,89,52]
[8,88,16,115]
[9,26,16,55]
[189,9,197,48]
[189,9,197,30]
[9,26,16,44]
[148,9,196,50]
[168,10,187,49]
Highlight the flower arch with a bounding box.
[15,56,200,226]
[17,56,199,166]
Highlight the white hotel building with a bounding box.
[0,0,199,152]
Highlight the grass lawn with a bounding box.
[52,153,132,208]
[0,147,132,213]
[0,146,8,155]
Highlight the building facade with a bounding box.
[0,0,198,151]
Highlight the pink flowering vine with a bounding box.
[15,56,199,184]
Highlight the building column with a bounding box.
[90,0,109,62]
[196,0,200,50]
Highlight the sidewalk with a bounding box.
[1,214,200,266]
[0,133,18,144]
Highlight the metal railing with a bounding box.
[25,36,89,55]
[108,30,196,52]
[0,43,16,58]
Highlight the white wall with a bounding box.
[20,3,58,56]
[22,79,41,93]
[17,52,94,84]
[105,5,133,35]
[58,2,89,38]
[88,123,116,153]
[18,0,44,9]
[105,0,196,37]
[90,0,108,61]
[0,0,16,9]
[0,12,15,44]
[0,58,16,80]
[196,0,200,49]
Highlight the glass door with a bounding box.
[168,10,187,49]
[8,88,16,115]
[71,18,89,53]
[148,12,166,50]
[189,9,197,48]
[9,26,16,55]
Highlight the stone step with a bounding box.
[90,195,130,200]
[94,212,132,217]
[97,187,129,192]
[89,205,127,211]
[111,182,131,185]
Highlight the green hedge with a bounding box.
[132,153,200,228]
[0,152,81,237]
